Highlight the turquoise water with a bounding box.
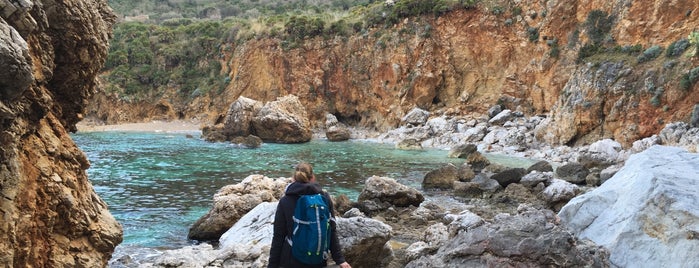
[72,131,480,249]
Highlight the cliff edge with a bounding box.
[0,0,122,267]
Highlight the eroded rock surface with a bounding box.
[0,0,121,267]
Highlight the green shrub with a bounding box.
[688,31,699,56]
[547,39,560,58]
[492,6,504,15]
[512,6,522,16]
[577,43,601,62]
[637,45,662,63]
[680,67,699,90]
[666,39,690,57]
[618,44,643,55]
[527,27,539,42]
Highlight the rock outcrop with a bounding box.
[188,175,290,241]
[0,1,121,267]
[559,146,699,268]
[253,95,313,143]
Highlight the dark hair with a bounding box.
[294,162,314,183]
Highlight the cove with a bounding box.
[71,131,536,250]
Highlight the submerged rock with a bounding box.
[559,146,699,268]
[422,163,459,189]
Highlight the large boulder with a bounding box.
[188,175,290,241]
[217,202,277,267]
[253,95,312,143]
[406,206,609,267]
[325,113,351,141]
[357,176,424,214]
[559,146,699,268]
[577,139,623,169]
[223,96,264,137]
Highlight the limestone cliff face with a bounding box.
[89,0,699,147]
[0,0,121,267]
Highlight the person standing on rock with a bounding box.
[268,162,351,268]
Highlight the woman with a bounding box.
[268,163,351,268]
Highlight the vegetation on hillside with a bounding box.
[102,1,697,106]
[102,0,479,101]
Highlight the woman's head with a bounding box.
[293,162,315,183]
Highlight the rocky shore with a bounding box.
[109,96,699,268]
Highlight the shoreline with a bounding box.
[76,119,203,133]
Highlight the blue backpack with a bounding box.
[286,193,332,265]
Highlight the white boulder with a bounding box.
[559,145,699,268]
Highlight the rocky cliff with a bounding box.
[0,0,122,267]
[88,0,699,147]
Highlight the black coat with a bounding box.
[268,181,346,268]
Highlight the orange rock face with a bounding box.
[89,0,699,147]
[1,0,123,267]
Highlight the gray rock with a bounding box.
[488,109,513,125]
[472,174,503,194]
[555,162,589,184]
[542,179,580,204]
[402,107,430,126]
[599,165,621,184]
[357,176,424,214]
[487,105,502,118]
[520,171,553,188]
[490,168,526,188]
[336,217,394,268]
[252,95,312,143]
[577,139,622,168]
[463,125,487,142]
[526,160,553,173]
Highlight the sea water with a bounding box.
[71,131,536,259]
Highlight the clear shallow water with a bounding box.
[72,132,454,248]
[72,131,537,253]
